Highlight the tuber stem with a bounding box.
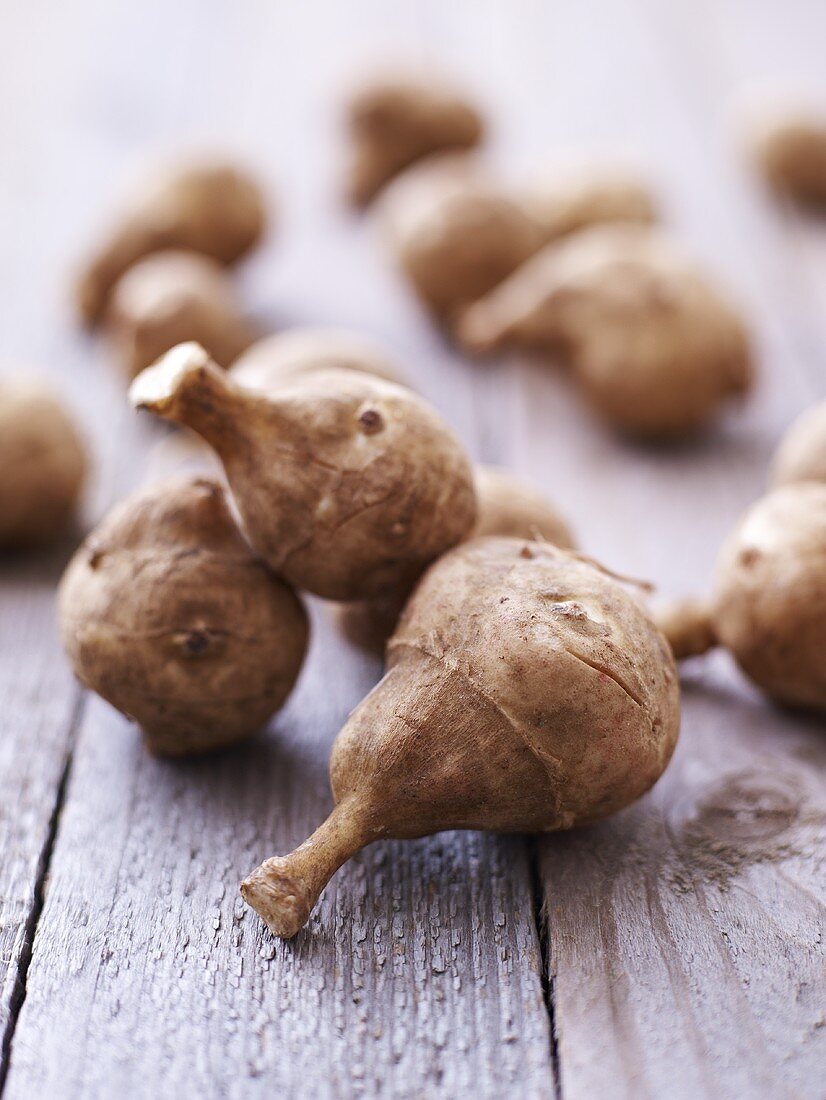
[656,598,717,660]
[129,342,250,452]
[240,797,373,938]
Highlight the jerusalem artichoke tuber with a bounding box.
[58,477,308,756]
[105,250,254,379]
[459,224,753,439]
[75,159,266,325]
[770,400,826,487]
[129,343,477,600]
[242,536,679,937]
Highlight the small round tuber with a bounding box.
[335,463,577,651]
[0,378,87,549]
[749,108,826,206]
[242,536,680,937]
[58,477,309,757]
[658,483,826,711]
[345,73,484,205]
[458,224,753,439]
[770,400,826,487]
[129,343,477,600]
[230,327,405,393]
[75,159,266,325]
[381,158,540,319]
[105,250,254,379]
[521,162,657,244]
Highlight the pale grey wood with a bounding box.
[485,0,826,1096]
[1,2,555,1097]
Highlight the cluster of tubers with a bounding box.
[36,72,824,943]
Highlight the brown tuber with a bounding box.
[58,477,308,757]
[105,250,254,379]
[522,162,657,244]
[458,224,753,439]
[770,400,826,487]
[382,157,540,319]
[345,74,484,205]
[75,159,266,325]
[230,327,405,393]
[335,463,577,651]
[749,108,826,206]
[242,536,680,937]
[129,343,477,600]
[0,378,87,549]
[658,483,826,711]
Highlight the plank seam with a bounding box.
[0,690,86,1096]
[528,837,563,1100]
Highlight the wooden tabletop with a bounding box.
[1,2,824,1097]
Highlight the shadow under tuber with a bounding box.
[241,535,680,938]
[129,342,477,600]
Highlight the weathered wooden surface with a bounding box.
[0,0,824,1097]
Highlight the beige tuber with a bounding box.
[129,343,476,600]
[522,162,657,244]
[0,378,87,549]
[382,157,540,319]
[336,463,577,651]
[658,483,826,711]
[770,400,826,486]
[230,327,405,393]
[750,109,826,206]
[75,159,266,325]
[459,224,753,439]
[105,250,254,379]
[242,536,680,937]
[58,477,308,757]
[345,74,484,205]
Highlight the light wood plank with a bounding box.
[2,2,556,1095]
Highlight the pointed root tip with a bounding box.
[128,341,211,412]
[240,856,313,939]
[454,305,503,356]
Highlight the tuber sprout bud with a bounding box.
[770,400,826,487]
[657,483,826,711]
[345,73,484,205]
[105,250,254,379]
[75,159,267,325]
[0,378,87,549]
[242,536,679,937]
[458,224,753,439]
[58,477,309,756]
[129,343,477,600]
[230,327,406,393]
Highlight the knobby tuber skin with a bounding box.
[521,163,657,244]
[657,484,826,711]
[129,343,477,600]
[382,158,540,319]
[242,536,680,937]
[345,74,484,205]
[750,110,826,206]
[770,400,826,487]
[230,327,405,393]
[459,224,753,440]
[105,250,255,379]
[75,159,266,325]
[0,379,87,549]
[334,464,578,653]
[58,477,309,757]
